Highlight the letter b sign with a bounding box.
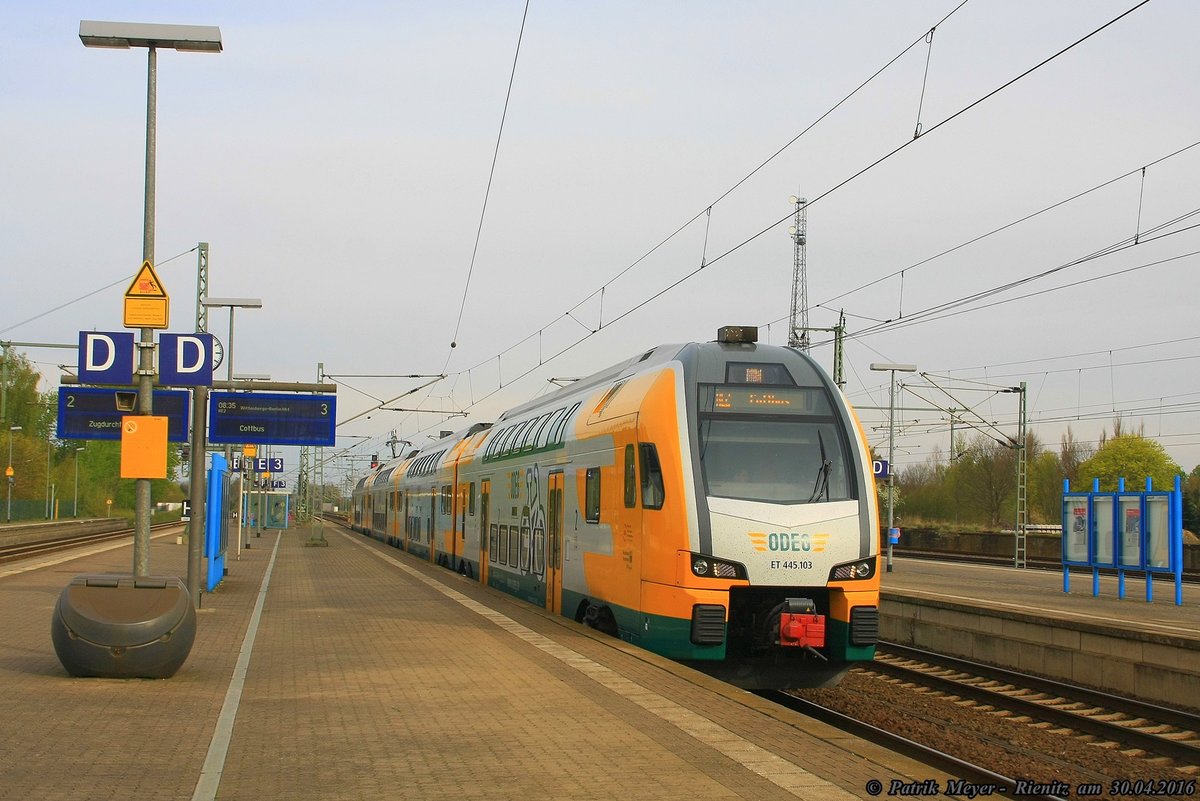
[159,333,215,386]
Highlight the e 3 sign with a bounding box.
[159,333,215,386]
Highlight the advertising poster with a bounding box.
[1063,498,1089,563]
[1119,497,1141,567]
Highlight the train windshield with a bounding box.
[697,384,855,504]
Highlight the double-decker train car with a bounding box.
[352,326,880,688]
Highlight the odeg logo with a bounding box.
[747,531,829,553]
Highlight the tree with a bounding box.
[1183,465,1200,533]
[1058,426,1094,489]
[896,453,951,523]
[949,434,1018,528]
[1028,450,1064,523]
[1076,434,1182,493]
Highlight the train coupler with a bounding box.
[776,597,827,657]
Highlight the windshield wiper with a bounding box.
[807,430,832,503]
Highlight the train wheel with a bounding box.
[581,602,618,637]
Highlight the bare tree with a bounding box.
[951,435,1016,527]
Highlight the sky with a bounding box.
[3,1,1200,496]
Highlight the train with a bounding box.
[350,325,880,688]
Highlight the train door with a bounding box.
[449,475,460,570]
[458,483,469,573]
[428,486,436,562]
[480,479,491,585]
[546,470,565,615]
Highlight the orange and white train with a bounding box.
[351,326,880,688]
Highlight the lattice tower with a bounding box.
[787,196,809,350]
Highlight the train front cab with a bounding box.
[639,333,880,688]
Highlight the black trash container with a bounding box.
[51,574,196,679]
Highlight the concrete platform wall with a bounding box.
[895,528,1200,571]
[880,592,1200,709]
[0,519,125,548]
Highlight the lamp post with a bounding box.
[81,19,222,577]
[7,425,21,523]
[73,447,85,517]
[870,362,917,573]
[230,372,270,555]
[45,434,52,519]
[202,298,263,554]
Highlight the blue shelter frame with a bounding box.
[1062,476,1184,605]
[205,453,229,592]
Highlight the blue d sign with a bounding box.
[873,459,890,478]
[159,333,214,386]
[78,331,135,384]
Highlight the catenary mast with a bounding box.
[787,193,809,350]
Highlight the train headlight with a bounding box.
[829,558,876,581]
[689,554,747,580]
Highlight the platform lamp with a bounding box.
[232,372,271,552]
[201,298,262,461]
[80,19,222,577]
[870,362,917,573]
[7,425,21,523]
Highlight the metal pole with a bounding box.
[73,450,80,517]
[45,437,51,519]
[6,426,15,523]
[224,309,234,465]
[187,245,209,608]
[133,45,158,577]
[187,384,208,607]
[236,462,245,554]
[886,369,897,573]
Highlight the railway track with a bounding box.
[870,643,1200,770]
[0,522,181,564]
[759,689,1072,801]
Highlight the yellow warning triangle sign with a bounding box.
[125,260,168,299]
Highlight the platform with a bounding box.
[880,557,1200,707]
[1,521,943,801]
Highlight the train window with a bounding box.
[515,418,534,452]
[440,485,450,514]
[623,444,636,508]
[500,423,523,455]
[532,526,545,576]
[489,524,498,562]
[508,523,520,565]
[699,418,853,504]
[530,412,554,449]
[640,444,664,510]
[499,525,509,565]
[585,467,601,523]
[469,482,476,515]
[539,408,566,449]
[551,402,581,445]
[520,526,531,572]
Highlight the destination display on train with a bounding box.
[710,386,824,414]
[208,391,336,446]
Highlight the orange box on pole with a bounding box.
[120,416,169,479]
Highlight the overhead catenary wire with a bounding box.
[450,0,978,384]
[351,2,1159,459]
[444,0,532,372]
[0,245,198,336]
